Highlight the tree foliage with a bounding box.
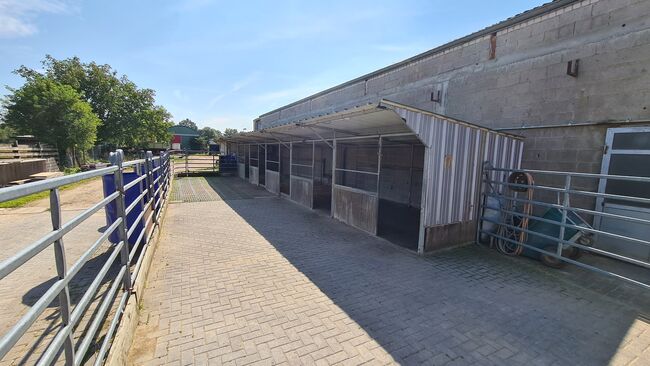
[12,55,172,148]
[178,118,198,131]
[223,128,239,138]
[196,127,222,149]
[0,123,15,143]
[3,77,100,164]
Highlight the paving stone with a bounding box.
[128,177,649,365]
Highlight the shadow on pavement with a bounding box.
[198,176,647,365]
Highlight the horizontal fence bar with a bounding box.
[37,240,124,366]
[125,190,148,216]
[0,150,172,365]
[479,216,650,269]
[485,192,650,226]
[127,209,146,239]
[335,168,379,175]
[479,229,650,290]
[74,265,126,366]
[486,179,650,205]
[0,166,117,203]
[486,166,650,183]
[122,159,146,168]
[0,191,119,280]
[496,206,650,249]
[93,290,129,366]
[124,174,147,191]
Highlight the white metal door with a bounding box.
[595,127,650,261]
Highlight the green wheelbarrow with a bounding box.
[522,208,593,268]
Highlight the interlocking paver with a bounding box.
[128,177,650,365]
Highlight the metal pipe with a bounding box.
[480,216,650,269]
[486,179,650,205]
[0,192,118,280]
[484,192,650,226]
[479,229,650,291]
[486,166,650,183]
[49,188,75,365]
[0,166,117,203]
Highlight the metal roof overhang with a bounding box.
[223,99,522,145]
[224,102,417,145]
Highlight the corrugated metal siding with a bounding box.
[237,163,246,179]
[249,166,259,185]
[265,170,280,195]
[392,106,523,226]
[290,176,313,209]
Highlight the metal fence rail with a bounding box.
[170,150,219,176]
[477,164,650,290]
[0,149,172,365]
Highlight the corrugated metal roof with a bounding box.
[259,0,579,119]
[225,99,522,144]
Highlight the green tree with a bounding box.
[196,127,223,149]
[0,123,16,143]
[14,55,172,148]
[223,128,239,138]
[3,77,100,166]
[178,118,198,131]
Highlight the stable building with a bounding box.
[224,100,522,253]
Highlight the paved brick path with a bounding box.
[128,177,650,365]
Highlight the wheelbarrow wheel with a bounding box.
[540,245,567,269]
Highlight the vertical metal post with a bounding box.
[146,151,158,225]
[557,175,571,256]
[184,150,189,175]
[136,162,145,214]
[376,136,382,194]
[376,136,382,236]
[474,162,488,246]
[110,149,133,292]
[408,144,414,207]
[50,188,75,365]
[159,153,165,201]
[311,141,315,181]
[331,135,336,217]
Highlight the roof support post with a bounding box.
[417,146,428,255]
[331,133,336,218]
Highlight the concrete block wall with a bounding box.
[257,0,650,175]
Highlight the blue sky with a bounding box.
[0,0,546,131]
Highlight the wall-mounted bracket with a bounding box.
[430,90,442,103]
[567,59,579,77]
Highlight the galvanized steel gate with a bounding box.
[0,149,172,365]
[477,165,650,290]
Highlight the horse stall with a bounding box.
[225,100,522,253]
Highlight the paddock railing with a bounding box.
[171,149,219,176]
[0,149,172,365]
[477,164,650,290]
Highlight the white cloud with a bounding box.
[0,0,74,38]
[208,72,260,108]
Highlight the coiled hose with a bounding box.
[496,172,534,256]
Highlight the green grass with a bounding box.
[0,177,98,209]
